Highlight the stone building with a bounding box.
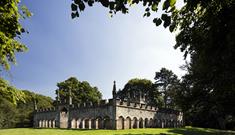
[33,81,183,129]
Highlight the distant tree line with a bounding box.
[0,78,53,128]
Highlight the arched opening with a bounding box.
[76,119,81,129]
[97,117,103,129]
[149,118,153,128]
[91,118,96,129]
[71,118,76,128]
[144,118,148,128]
[103,116,111,129]
[139,118,143,128]
[52,120,56,128]
[60,107,68,128]
[85,119,90,129]
[117,116,124,129]
[125,117,131,129]
[133,117,138,128]
[153,119,157,128]
[38,120,42,128]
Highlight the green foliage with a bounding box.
[16,90,54,128]
[70,0,176,28]
[0,98,18,128]
[172,0,235,129]
[117,78,164,107]
[56,77,102,104]
[70,0,235,129]
[0,78,53,128]
[154,68,180,109]
[0,78,25,105]
[0,0,31,71]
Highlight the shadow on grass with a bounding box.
[114,128,235,135]
[114,134,161,135]
[167,128,235,135]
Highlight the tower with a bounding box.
[112,81,117,99]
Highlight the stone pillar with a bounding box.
[48,120,51,128]
[123,119,126,129]
[52,120,55,128]
[143,120,145,128]
[81,120,85,129]
[45,120,48,128]
[136,120,139,128]
[95,119,98,129]
[88,119,91,129]
[161,121,165,128]
[76,119,80,129]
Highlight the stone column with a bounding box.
[143,120,145,128]
[45,120,48,128]
[48,120,51,128]
[52,120,55,128]
[136,120,139,128]
[81,120,85,129]
[88,119,91,129]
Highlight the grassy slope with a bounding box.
[0,127,234,135]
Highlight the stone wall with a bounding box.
[34,99,183,129]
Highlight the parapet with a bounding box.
[36,107,56,113]
[115,99,158,111]
[36,98,163,113]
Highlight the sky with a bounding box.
[4,0,186,99]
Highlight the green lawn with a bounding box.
[0,127,234,135]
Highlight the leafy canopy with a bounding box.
[56,77,102,104]
[0,0,31,71]
[154,68,179,109]
[117,78,164,107]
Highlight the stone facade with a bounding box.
[34,82,183,129]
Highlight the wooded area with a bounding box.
[0,0,234,130]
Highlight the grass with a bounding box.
[0,127,234,135]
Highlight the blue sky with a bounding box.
[5,0,185,99]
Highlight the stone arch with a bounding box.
[39,120,41,128]
[132,117,138,129]
[144,118,148,128]
[76,118,81,129]
[79,118,85,129]
[45,120,48,128]
[117,116,124,129]
[149,118,153,128]
[84,118,91,129]
[90,118,96,129]
[97,117,103,129]
[153,119,158,128]
[125,117,131,129]
[71,118,76,128]
[139,118,144,128]
[161,119,165,128]
[103,116,111,129]
[60,107,68,128]
[52,119,56,128]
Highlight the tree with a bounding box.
[0,98,18,128]
[16,90,54,127]
[0,0,31,71]
[0,78,25,105]
[56,77,102,104]
[154,68,179,109]
[117,78,163,107]
[70,0,235,129]
[0,78,53,128]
